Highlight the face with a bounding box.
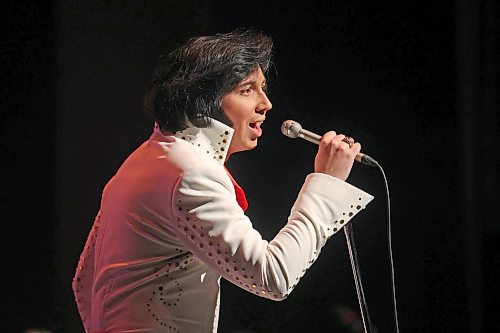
[221,66,272,157]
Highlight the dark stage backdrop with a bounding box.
[4,1,498,332]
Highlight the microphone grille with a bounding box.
[281,120,302,139]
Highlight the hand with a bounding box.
[314,131,361,181]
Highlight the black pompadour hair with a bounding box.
[145,29,273,133]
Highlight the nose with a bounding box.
[258,90,272,114]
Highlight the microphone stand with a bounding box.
[344,223,372,333]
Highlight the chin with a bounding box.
[232,137,259,153]
[248,139,258,150]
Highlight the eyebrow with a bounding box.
[238,79,267,87]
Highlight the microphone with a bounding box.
[281,119,379,167]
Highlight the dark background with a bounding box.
[3,1,498,332]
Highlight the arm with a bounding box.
[171,165,373,301]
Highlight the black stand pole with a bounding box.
[344,223,372,333]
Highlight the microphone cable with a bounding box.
[345,160,399,333]
[376,161,400,333]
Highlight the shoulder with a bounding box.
[150,136,221,173]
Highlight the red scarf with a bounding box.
[224,166,248,212]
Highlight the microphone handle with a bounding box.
[297,129,321,144]
[298,130,379,167]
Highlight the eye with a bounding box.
[240,87,252,96]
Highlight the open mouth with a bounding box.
[249,121,263,137]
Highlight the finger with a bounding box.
[352,142,362,154]
[334,134,346,143]
[320,131,337,143]
[339,135,355,149]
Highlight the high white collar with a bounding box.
[153,119,234,164]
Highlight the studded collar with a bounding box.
[153,119,234,165]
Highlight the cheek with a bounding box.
[221,95,253,127]
[221,99,238,123]
[225,108,246,128]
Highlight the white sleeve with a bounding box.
[171,166,373,301]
